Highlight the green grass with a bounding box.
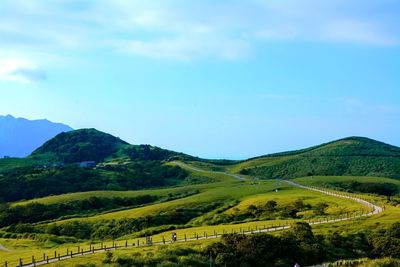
[11,163,237,207]
[0,157,40,172]
[12,186,202,207]
[293,175,400,188]
[1,163,398,266]
[226,137,400,179]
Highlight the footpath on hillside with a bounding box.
[8,168,384,267]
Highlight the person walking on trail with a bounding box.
[172,232,177,242]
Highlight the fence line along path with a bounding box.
[6,179,383,267]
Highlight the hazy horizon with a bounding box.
[1,1,399,159]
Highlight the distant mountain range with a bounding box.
[0,115,73,158]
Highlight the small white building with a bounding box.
[79,161,96,168]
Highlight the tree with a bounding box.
[314,202,328,215]
[265,200,277,212]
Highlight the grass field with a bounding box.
[1,163,398,267]
[293,175,400,188]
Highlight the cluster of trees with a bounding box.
[242,156,400,179]
[206,222,400,267]
[5,201,223,240]
[124,144,189,161]
[99,247,208,267]
[326,181,399,196]
[204,199,329,225]
[84,222,400,267]
[2,222,399,266]
[0,163,188,202]
[0,195,160,227]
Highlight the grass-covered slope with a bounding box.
[30,128,129,163]
[0,129,198,202]
[30,128,192,164]
[231,137,400,179]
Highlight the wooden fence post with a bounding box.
[47,256,49,263]
[19,258,22,267]
[4,261,7,267]
[184,234,187,241]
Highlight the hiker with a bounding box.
[172,232,177,242]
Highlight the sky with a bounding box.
[0,0,399,159]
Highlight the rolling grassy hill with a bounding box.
[0,160,399,267]
[1,132,400,266]
[30,128,129,163]
[0,129,199,202]
[30,128,193,163]
[229,137,400,179]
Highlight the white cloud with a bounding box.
[0,0,398,61]
[118,37,250,61]
[320,19,398,45]
[0,58,46,83]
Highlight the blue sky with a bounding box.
[0,0,399,159]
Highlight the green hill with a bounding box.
[0,129,196,202]
[30,128,129,163]
[30,128,191,163]
[232,137,400,179]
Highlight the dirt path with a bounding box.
[20,178,383,267]
[173,161,247,181]
[0,243,12,252]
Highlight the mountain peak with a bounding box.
[0,115,73,158]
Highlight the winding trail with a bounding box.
[0,244,12,252]
[16,175,383,267]
[173,161,246,181]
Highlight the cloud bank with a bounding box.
[0,0,399,62]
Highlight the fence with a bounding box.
[1,182,383,267]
